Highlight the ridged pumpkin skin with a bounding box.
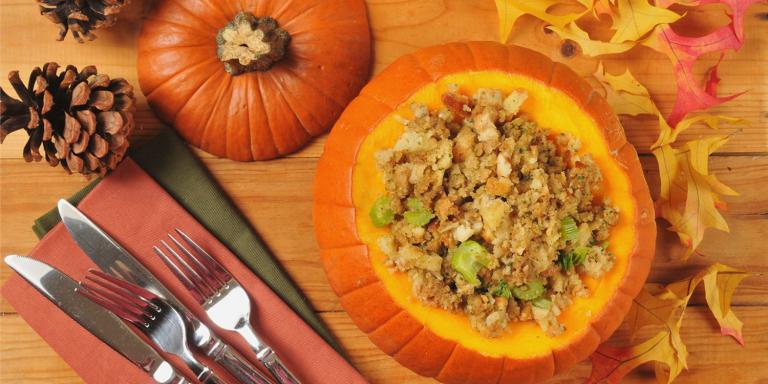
[137,0,371,161]
[313,42,656,383]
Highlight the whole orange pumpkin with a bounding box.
[313,42,655,383]
[137,0,371,161]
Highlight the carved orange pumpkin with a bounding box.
[137,0,371,161]
[313,42,655,383]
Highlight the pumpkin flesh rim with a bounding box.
[351,70,639,358]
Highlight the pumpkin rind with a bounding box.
[137,0,371,161]
[313,42,656,383]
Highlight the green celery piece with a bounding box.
[560,216,579,243]
[532,297,552,309]
[404,198,434,227]
[512,280,545,301]
[369,196,395,227]
[572,246,590,265]
[450,240,491,285]
[493,281,512,298]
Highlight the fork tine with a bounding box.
[76,269,160,326]
[77,286,148,325]
[161,239,217,297]
[166,234,222,291]
[153,245,205,303]
[82,277,147,314]
[89,269,160,303]
[175,228,231,284]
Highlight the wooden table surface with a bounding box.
[1,1,767,383]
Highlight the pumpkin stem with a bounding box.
[216,12,290,75]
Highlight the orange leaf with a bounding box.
[592,0,617,17]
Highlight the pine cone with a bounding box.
[0,63,136,177]
[38,0,131,43]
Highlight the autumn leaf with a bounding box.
[624,286,684,340]
[662,263,749,344]
[548,22,635,56]
[588,329,688,384]
[592,0,617,17]
[653,113,745,148]
[594,63,742,257]
[594,62,664,116]
[656,0,766,42]
[654,136,738,258]
[494,0,589,42]
[589,264,749,383]
[609,0,682,42]
[640,25,744,126]
[702,265,750,344]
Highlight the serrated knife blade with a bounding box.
[4,255,189,384]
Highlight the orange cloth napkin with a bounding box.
[2,159,366,384]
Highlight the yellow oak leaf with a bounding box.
[653,113,745,149]
[494,0,589,42]
[548,22,635,56]
[594,62,662,116]
[702,264,749,345]
[609,0,683,43]
[662,263,749,344]
[685,136,740,196]
[625,286,684,340]
[589,326,688,384]
[656,136,732,258]
[590,263,749,383]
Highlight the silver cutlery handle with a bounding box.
[259,349,301,384]
[198,371,227,384]
[210,342,274,384]
[180,349,228,384]
[237,325,301,384]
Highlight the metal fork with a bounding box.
[76,269,226,384]
[154,229,301,384]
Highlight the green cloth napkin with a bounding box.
[33,128,341,354]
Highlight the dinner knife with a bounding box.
[57,199,274,384]
[4,255,190,384]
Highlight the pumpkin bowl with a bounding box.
[313,42,655,383]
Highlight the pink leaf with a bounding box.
[641,25,745,126]
[699,0,766,42]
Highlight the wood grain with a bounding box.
[1,0,767,383]
[2,307,767,383]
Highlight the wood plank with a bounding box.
[2,307,766,383]
[3,156,767,314]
